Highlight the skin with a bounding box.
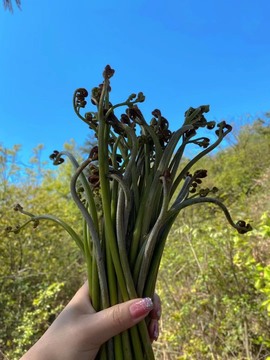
[20,282,161,360]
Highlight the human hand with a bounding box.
[20,282,161,360]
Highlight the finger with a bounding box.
[87,297,154,346]
[150,293,161,320]
[148,319,159,342]
[67,281,96,314]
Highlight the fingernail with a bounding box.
[129,298,153,319]
[153,321,159,341]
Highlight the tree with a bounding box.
[153,119,270,359]
[0,144,84,359]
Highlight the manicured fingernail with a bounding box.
[153,321,159,341]
[129,298,153,319]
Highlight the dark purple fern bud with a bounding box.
[120,114,130,125]
[199,188,210,197]
[33,220,39,229]
[49,150,59,160]
[55,157,64,165]
[103,65,115,79]
[75,88,88,108]
[14,203,23,212]
[236,220,252,234]
[194,169,208,179]
[88,174,100,188]
[126,106,143,121]
[85,112,93,123]
[5,226,13,233]
[89,146,98,161]
[152,109,161,118]
[160,117,169,130]
[137,92,145,103]
[206,121,216,130]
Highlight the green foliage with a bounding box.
[1,116,270,359]
[5,282,65,360]
[153,117,270,359]
[197,119,270,202]
[155,211,270,359]
[0,144,84,359]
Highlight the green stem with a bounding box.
[92,253,100,311]
[136,176,170,296]
[171,123,232,196]
[140,125,193,238]
[15,214,84,253]
[56,150,99,231]
[115,183,136,299]
[108,174,131,237]
[70,158,109,309]
[143,217,175,298]
[83,217,92,292]
[140,123,163,172]
[121,124,139,184]
[168,196,244,232]
[171,175,192,207]
[129,174,153,269]
[137,322,155,360]
[72,90,97,130]
[97,86,129,320]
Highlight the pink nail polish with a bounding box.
[153,321,159,341]
[129,298,153,319]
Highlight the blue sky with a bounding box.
[1,0,270,162]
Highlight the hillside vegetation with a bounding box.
[1,119,270,360]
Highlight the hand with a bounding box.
[20,282,161,360]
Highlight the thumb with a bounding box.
[89,298,153,345]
